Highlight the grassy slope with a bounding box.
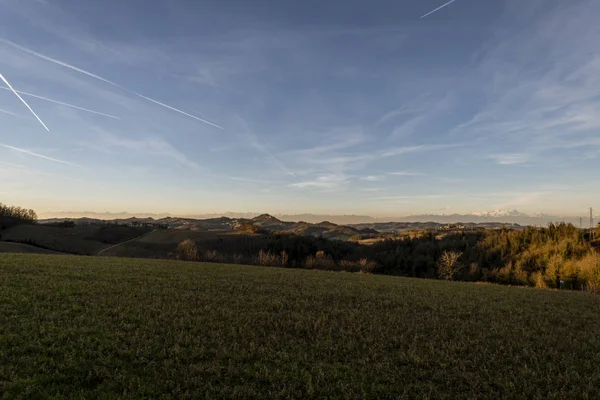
[99,229,220,258]
[0,242,60,254]
[1,254,600,399]
[0,225,152,255]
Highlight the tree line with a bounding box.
[0,203,37,230]
[175,222,600,292]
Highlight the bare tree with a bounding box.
[437,250,463,280]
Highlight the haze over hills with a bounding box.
[39,209,594,227]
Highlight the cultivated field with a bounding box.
[1,253,600,399]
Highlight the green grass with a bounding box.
[2,254,600,399]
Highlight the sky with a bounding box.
[1,0,599,218]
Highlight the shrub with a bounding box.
[232,253,243,264]
[305,252,336,270]
[531,272,548,289]
[359,258,378,275]
[204,250,220,263]
[339,260,360,273]
[280,251,289,267]
[175,239,198,261]
[574,252,600,293]
[256,250,280,267]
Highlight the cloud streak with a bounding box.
[388,171,425,176]
[0,143,72,164]
[0,86,120,119]
[420,0,457,19]
[0,38,223,129]
[95,133,201,170]
[236,115,296,177]
[0,72,49,131]
[0,107,19,117]
[381,144,461,158]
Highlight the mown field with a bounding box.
[2,254,600,399]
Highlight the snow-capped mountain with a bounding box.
[471,209,527,218]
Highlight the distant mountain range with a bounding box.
[40,209,593,227]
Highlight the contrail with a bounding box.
[134,93,224,129]
[0,72,50,131]
[0,107,19,117]
[0,39,117,87]
[0,160,26,168]
[1,38,223,129]
[0,86,120,120]
[420,0,457,18]
[235,115,296,177]
[0,143,72,165]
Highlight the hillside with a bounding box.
[37,214,378,240]
[0,224,153,255]
[2,253,599,398]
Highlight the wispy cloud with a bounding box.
[235,115,296,177]
[450,1,600,163]
[360,175,384,182]
[0,143,72,164]
[0,160,26,169]
[95,133,200,170]
[229,176,273,184]
[376,105,407,126]
[287,130,367,157]
[387,171,425,176]
[489,153,531,165]
[0,39,223,129]
[0,86,120,119]
[371,194,460,201]
[0,72,49,131]
[420,0,458,19]
[290,174,349,189]
[381,144,461,158]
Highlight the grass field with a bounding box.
[2,254,600,399]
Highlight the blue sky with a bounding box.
[1,0,599,217]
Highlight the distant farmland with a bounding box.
[2,253,600,398]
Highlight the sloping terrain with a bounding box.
[0,241,60,254]
[38,214,379,241]
[0,224,152,255]
[98,229,221,258]
[1,253,600,398]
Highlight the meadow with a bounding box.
[2,254,600,399]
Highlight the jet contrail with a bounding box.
[235,115,296,177]
[0,160,26,168]
[420,0,457,18]
[0,107,19,117]
[0,143,72,165]
[0,86,120,120]
[0,72,50,131]
[0,39,118,87]
[134,92,224,129]
[1,38,223,129]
